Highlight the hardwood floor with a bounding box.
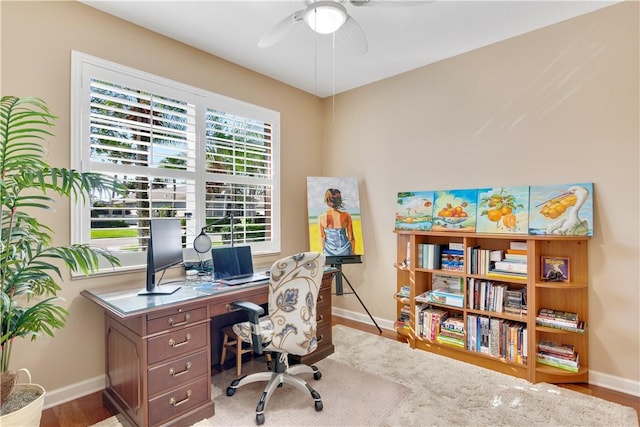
[40,317,639,426]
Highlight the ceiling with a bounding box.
[81,1,617,98]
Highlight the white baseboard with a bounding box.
[41,309,640,409]
[590,370,640,397]
[331,306,395,331]
[332,307,640,398]
[43,375,105,410]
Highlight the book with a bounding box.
[538,339,575,356]
[493,260,528,274]
[487,270,527,280]
[419,243,441,269]
[489,317,501,357]
[506,248,527,255]
[479,316,490,354]
[538,308,579,322]
[415,290,431,303]
[429,288,464,308]
[441,316,465,333]
[437,334,465,348]
[449,242,465,251]
[536,319,586,333]
[537,352,579,372]
[467,314,478,351]
[432,273,464,292]
[504,253,527,262]
[541,256,569,282]
[535,312,579,326]
[489,250,505,261]
[510,241,527,250]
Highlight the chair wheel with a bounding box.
[256,413,265,425]
[226,387,236,396]
[315,400,323,411]
[314,371,322,380]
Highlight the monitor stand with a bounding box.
[138,284,182,296]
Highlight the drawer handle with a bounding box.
[169,361,192,377]
[317,333,324,343]
[169,333,191,348]
[317,295,324,303]
[169,389,192,407]
[168,313,191,327]
[317,314,324,324]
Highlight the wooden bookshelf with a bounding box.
[394,230,589,384]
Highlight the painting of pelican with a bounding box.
[529,183,594,236]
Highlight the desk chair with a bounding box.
[226,252,326,425]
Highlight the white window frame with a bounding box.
[70,51,280,275]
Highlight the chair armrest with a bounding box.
[231,301,265,354]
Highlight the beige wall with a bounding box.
[2,1,323,394]
[326,2,639,388]
[2,0,638,398]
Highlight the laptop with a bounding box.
[211,246,269,285]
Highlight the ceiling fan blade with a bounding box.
[258,9,305,48]
[349,0,432,7]
[337,15,368,55]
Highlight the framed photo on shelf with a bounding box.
[541,256,570,282]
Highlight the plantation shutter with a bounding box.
[72,52,280,273]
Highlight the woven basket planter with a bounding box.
[0,369,45,427]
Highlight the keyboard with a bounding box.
[218,273,269,286]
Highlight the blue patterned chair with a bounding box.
[226,252,326,425]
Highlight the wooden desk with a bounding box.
[81,270,335,427]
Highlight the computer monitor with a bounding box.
[138,219,183,296]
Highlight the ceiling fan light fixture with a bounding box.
[304,1,347,34]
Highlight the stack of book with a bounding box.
[441,243,464,272]
[487,241,528,279]
[416,274,464,308]
[537,339,579,372]
[536,308,585,332]
[396,303,411,330]
[437,316,465,348]
[396,286,411,329]
[396,285,410,300]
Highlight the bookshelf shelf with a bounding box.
[535,325,586,335]
[536,364,588,376]
[535,281,588,289]
[394,230,589,384]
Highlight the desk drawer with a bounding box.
[210,293,268,317]
[147,305,208,335]
[148,376,210,426]
[316,323,331,351]
[316,288,331,311]
[147,323,208,365]
[148,349,209,396]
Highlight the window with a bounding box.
[71,52,280,273]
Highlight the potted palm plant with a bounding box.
[0,96,124,422]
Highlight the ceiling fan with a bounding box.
[258,0,422,55]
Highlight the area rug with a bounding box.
[194,356,410,426]
[93,324,638,426]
